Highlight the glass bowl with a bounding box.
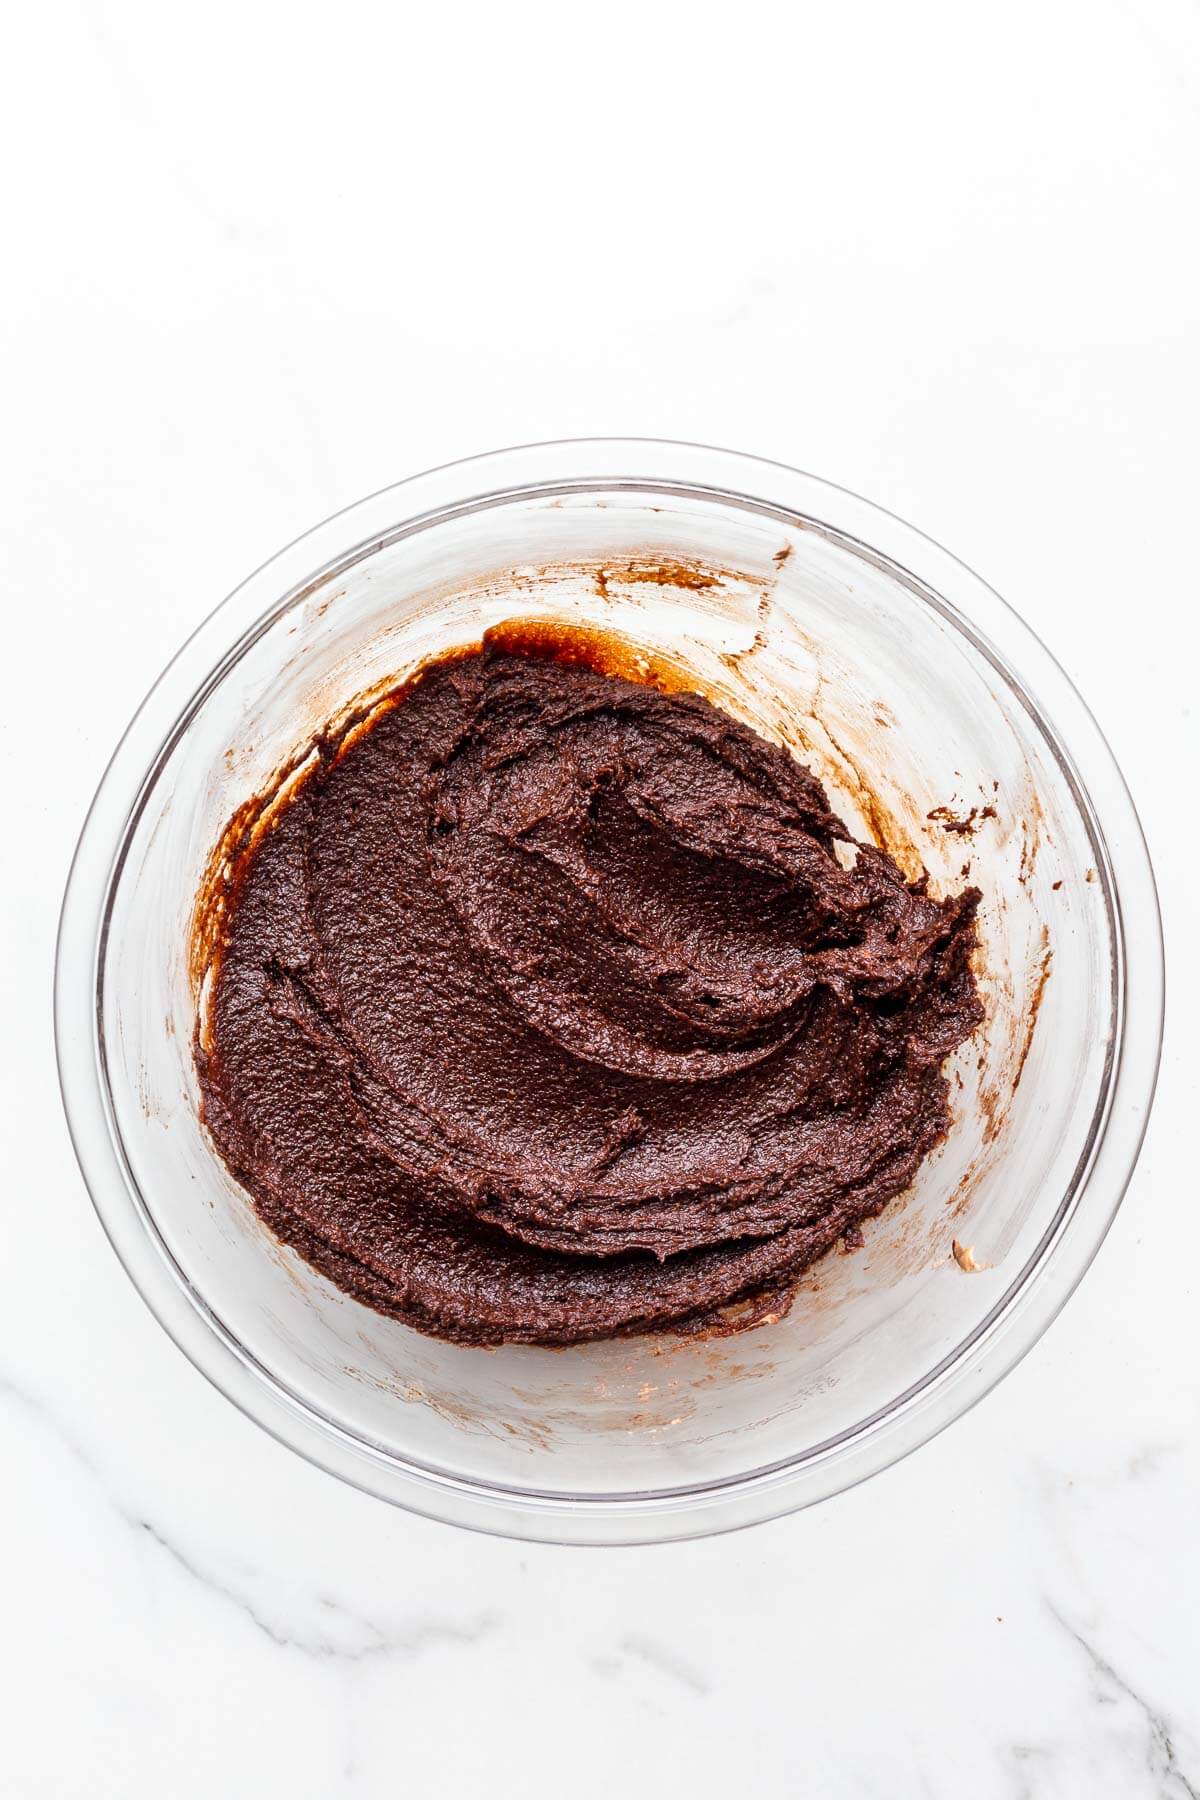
[55,439,1162,1544]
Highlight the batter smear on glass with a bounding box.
[196,627,983,1346]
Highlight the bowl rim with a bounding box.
[54,437,1164,1544]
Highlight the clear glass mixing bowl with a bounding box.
[55,440,1162,1543]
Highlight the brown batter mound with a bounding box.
[196,629,982,1346]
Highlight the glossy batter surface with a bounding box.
[197,637,982,1344]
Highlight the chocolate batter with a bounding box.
[196,629,982,1345]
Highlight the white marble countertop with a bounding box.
[4,2,1198,1793]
